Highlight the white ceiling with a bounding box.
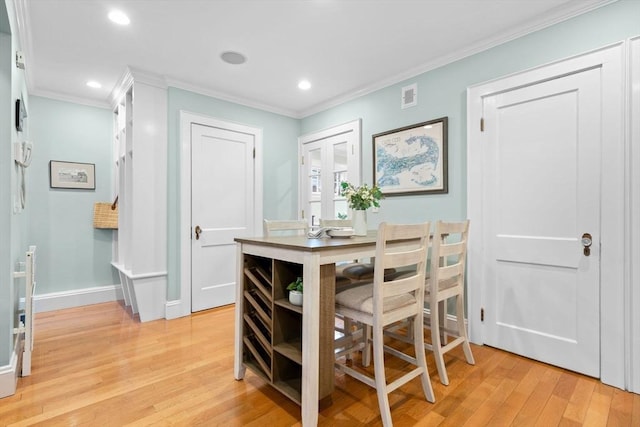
[18,0,613,118]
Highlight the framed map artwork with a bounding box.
[373,117,448,195]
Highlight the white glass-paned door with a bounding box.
[300,120,361,227]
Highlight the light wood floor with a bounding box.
[2,301,638,426]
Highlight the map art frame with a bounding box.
[373,117,448,196]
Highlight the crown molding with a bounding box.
[29,88,111,109]
[165,77,299,119]
[109,67,171,108]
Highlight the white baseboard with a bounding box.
[0,335,20,398]
[165,299,186,320]
[423,307,469,332]
[34,284,123,313]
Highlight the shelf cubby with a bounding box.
[273,306,302,364]
[273,353,302,404]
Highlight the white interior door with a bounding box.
[481,67,601,377]
[191,123,255,312]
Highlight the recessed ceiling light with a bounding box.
[86,80,102,89]
[298,80,311,90]
[220,51,247,65]
[108,10,130,25]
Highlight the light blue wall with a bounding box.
[301,0,640,230]
[166,87,300,299]
[27,96,117,294]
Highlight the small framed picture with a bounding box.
[373,117,448,196]
[49,160,96,190]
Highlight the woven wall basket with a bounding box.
[93,202,118,229]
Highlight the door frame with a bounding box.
[178,111,263,317]
[467,43,626,388]
[298,119,362,222]
[630,35,640,394]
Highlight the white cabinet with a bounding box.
[111,68,167,322]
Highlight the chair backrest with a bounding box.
[373,222,430,324]
[429,220,470,293]
[263,219,308,237]
[319,218,352,228]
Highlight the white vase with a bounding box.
[352,209,367,236]
[289,290,303,306]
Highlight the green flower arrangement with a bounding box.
[340,182,383,211]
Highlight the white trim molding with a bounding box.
[165,300,183,320]
[179,111,264,318]
[33,284,123,313]
[0,336,19,398]
[629,35,640,394]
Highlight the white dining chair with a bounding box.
[425,220,475,385]
[263,219,308,236]
[334,222,434,426]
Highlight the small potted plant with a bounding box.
[286,277,303,306]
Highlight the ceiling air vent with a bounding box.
[401,83,417,109]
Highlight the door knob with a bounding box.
[581,233,592,256]
[195,225,202,240]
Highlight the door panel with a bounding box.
[192,123,254,312]
[301,133,356,226]
[483,67,601,377]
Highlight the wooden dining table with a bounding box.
[233,231,379,426]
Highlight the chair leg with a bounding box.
[413,313,435,403]
[362,325,372,367]
[456,294,475,365]
[372,324,392,427]
[438,300,448,345]
[343,316,354,361]
[406,317,414,340]
[430,299,449,385]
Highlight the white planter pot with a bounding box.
[289,290,303,306]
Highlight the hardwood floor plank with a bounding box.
[564,377,597,423]
[512,367,563,426]
[633,393,640,426]
[583,388,613,426]
[1,301,637,427]
[484,362,546,426]
[534,394,569,427]
[606,388,634,427]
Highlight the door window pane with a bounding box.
[310,201,321,227]
[309,149,322,195]
[334,200,348,220]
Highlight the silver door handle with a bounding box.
[581,233,592,256]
